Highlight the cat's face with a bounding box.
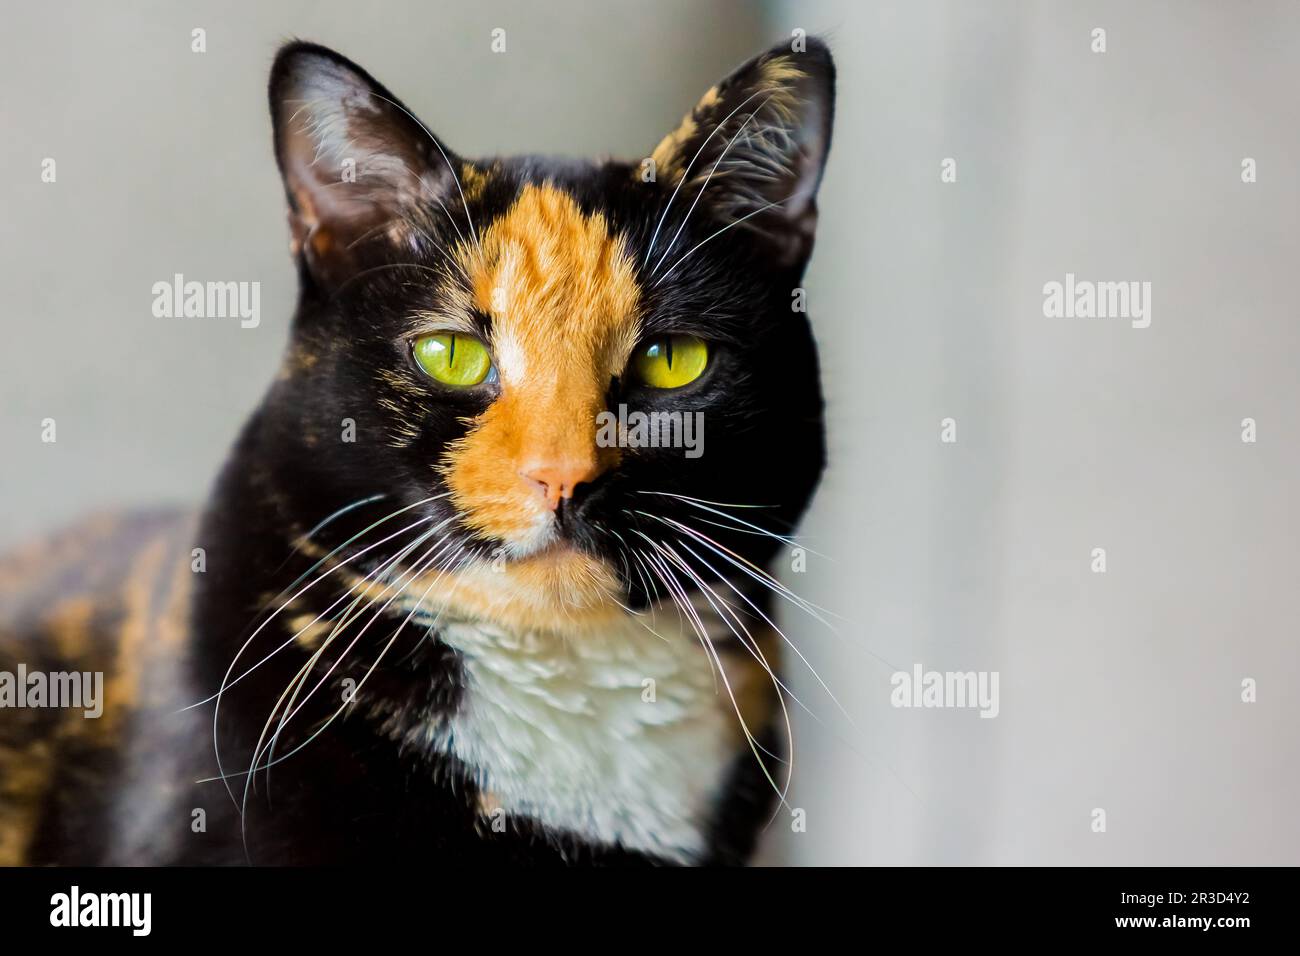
[260,41,833,630]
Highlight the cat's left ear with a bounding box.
[269,42,466,289]
[647,38,835,268]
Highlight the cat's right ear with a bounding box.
[269,42,464,289]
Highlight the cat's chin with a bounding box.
[405,543,630,635]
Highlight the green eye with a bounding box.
[413,333,492,387]
[630,335,709,389]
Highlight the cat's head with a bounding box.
[259,39,834,631]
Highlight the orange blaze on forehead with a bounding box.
[464,183,642,369]
[442,184,642,544]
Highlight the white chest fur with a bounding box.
[418,607,743,863]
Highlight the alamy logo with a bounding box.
[595,404,704,458]
[152,273,261,328]
[50,886,151,936]
[1042,272,1151,328]
[890,663,1000,718]
[0,664,103,718]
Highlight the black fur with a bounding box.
[176,38,835,865]
[20,38,834,867]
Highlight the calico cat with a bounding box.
[0,37,833,865]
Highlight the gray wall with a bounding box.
[2,1,1297,865]
[766,0,1300,864]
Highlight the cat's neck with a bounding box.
[193,455,780,862]
[395,600,762,863]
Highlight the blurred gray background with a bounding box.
[2,0,1297,864]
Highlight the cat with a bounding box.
[0,36,834,866]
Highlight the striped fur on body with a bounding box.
[0,513,202,865]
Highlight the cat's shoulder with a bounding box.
[0,508,202,864]
[0,509,198,650]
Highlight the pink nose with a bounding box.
[521,459,600,511]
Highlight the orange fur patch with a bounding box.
[460,162,491,203]
[442,184,641,548]
[412,546,628,635]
